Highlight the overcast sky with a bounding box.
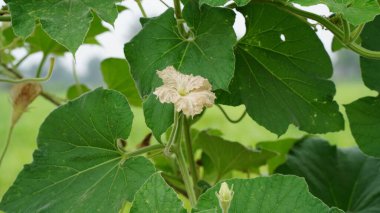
[0,1,333,76]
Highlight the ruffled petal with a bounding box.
[174,90,216,117]
[153,85,180,103]
[157,66,183,89]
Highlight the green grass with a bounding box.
[0,81,376,199]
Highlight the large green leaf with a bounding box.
[0,88,156,212]
[256,139,298,174]
[101,58,142,107]
[360,15,380,92]
[5,0,119,53]
[143,95,174,142]
[345,97,380,157]
[276,137,380,212]
[194,131,276,182]
[130,173,185,213]
[195,175,341,212]
[199,0,251,7]
[289,0,380,25]
[219,3,344,136]
[124,2,236,97]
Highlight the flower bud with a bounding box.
[215,182,234,213]
[11,82,42,125]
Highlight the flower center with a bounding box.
[178,88,187,96]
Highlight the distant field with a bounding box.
[0,81,376,198]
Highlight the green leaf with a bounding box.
[199,0,251,7]
[360,15,380,92]
[5,0,119,53]
[219,3,344,136]
[101,58,142,107]
[195,175,340,212]
[194,131,276,182]
[256,139,298,174]
[276,137,380,212]
[143,95,174,142]
[345,96,380,157]
[26,25,67,55]
[66,84,90,100]
[124,2,236,97]
[130,173,185,213]
[331,36,345,52]
[0,88,156,212]
[289,0,380,25]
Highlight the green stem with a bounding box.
[135,0,147,18]
[0,16,11,21]
[14,53,31,68]
[173,130,197,207]
[351,24,364,42]
[123,144,165,159]
[342,17,350,43]
[36,53,48,77]
[173,0,186,38]
[216,104,247,124]
[72,60,83,94]
[0,57,55,83]
[0,124,14,167]
[161,172,187,194]
[266,1,380,60]
[165,111,180,155]
[182,117,199,196]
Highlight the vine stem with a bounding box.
[0,61,62,106]
[264,1,380,60]
[0,57,55,83]
[173,0,186,37]
[123,144,165,158]
[351,24,364,42]
[135,0,147,18]
[36,53,48,78]
[182,117,199,196]
[216,104,247,123]
[0,16,11,21]
[0,124,14,167]
[342,17,351,43]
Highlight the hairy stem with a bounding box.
[165,111,180,155]
[0,124,14,167]
[342,17,351,43]
[0,58,55,83]
[135,0,147,18]
[173,0,186,37]
[217,104,247,123]
[265,1,380,60]
[0,16,11,21]
[36,53,48,78]
[182,117,199,196]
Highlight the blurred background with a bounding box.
[0,0,376,199]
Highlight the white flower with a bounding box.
[153,66,216,117]
[216,182,234,213]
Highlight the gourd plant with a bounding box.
[0,0,380,212]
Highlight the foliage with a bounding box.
[1,0,380,212]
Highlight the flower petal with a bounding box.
[153,85,180,104]
[174,90,216,117]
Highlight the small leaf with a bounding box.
[66,84,90,100]
[195,175,340,212]
[194,131,276,182]
[290,0,380,25]
[276,137,380,212]
[5,0,119,53]
[0,88,156,212]
[143,95,174,142]
[101,58,142,107]
[360,15,380,92]
[130,173,185,213]
[256,138,298,174]
[219,3,344,136]
[345,96,380,157]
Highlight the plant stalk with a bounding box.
[135,0,147,18]
[0,124,14,167]
[182,117,200,196]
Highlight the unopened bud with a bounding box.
[215,182,234,213]
[11,83,42,125]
